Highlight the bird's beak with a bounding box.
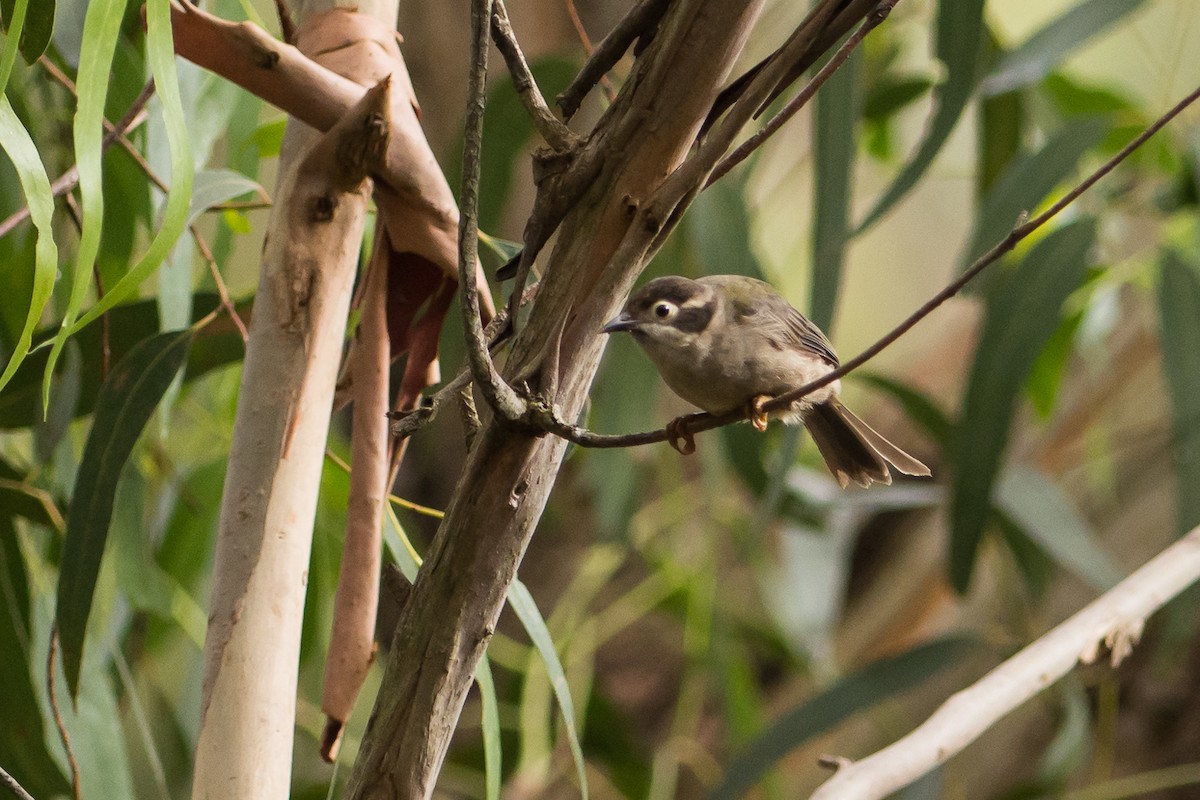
[601,312,638,334]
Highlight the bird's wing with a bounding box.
[730,289,840,367]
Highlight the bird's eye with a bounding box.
[653,302,675,319]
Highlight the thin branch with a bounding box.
[562,0,617,104]
[534,80,1200,451]
[556,0,670,120]
[460,0,527,422]
[810,525,1200,800]
[46,628,80,800]
[0,80,155,240]
[707,0,894,187]
[646,0,847,224]
[191,228,250,344]
[0,766,36,800]
[490,0,579,151]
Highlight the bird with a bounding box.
[601,275,931,488]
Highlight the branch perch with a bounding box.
[810,525,1200,799]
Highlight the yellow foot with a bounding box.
[749,395,770,432]
[666,415,697,455]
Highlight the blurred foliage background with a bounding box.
[3,0,1200,798]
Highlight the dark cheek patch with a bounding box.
[673,301,715,333]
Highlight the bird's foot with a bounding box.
[666,415,698,455]
[748,395,771,432]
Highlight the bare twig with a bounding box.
[556,0,670,119]
[562,0,617,104]
[0,81,155,240]
[534,81,1200,451]
[811,526,1200,800]
[490,0,579,151]
[708,0,894,187]
[460,0,527,422]
[46,628,81,800]
[0,765,36,800]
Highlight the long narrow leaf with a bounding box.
[508,579,589,800]
[811,49,859,332]
[994,466,1123,591]
[475,655,502,800]
[1157,250,1200,534]
[963,118,1108,269]
[68,0,194,333]
[0,97,58,393]
[41,0,126,410]
[0,0,53,66]
[949,220,1095,592]
[0,0,28,90]
[710,637,977,800]
[980,0,1147,96]
[55,329,192,698]
[856,0,986,232]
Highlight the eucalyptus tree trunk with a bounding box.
[346,1,766,794]
[191,2,397,797]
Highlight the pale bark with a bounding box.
[190,2,396,797]
[810,525,1200,800]
[344,1,768,795]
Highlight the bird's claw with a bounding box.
[749,395,770,432]
[666,415,697,455]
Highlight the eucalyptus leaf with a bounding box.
[856,0,986,232]
[710,636,978,800]
[55,329,193,698]
[980,0,1147,97]
[1157,249,1200,534]
[949,220,1095,592]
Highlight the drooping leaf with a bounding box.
[41,0,127,411]
[1157,249,1200,534]
[962,117,1108,269]
[811,49,859,333]
[475,655,502,800]
[710,636,979,800]
[0,96,58,394]
[856,0,986,232]
[980,0,1148,97]
[994,465,1123,591]
[55,329,192,698]
[949,220,1095,592]
[0,293,249,430]
[508,580,589,800]
[857,373,954,447]
[0,516,71,798]
[66,0,195,334]
[0,0,53,65]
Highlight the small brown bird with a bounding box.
[602,275,930,488]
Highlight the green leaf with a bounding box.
[185,168,264,227]
[857,373,954,447]
[248,117,287,158]
[41,0,127,411]
[55,329,192,698]
[862,75,934,123]
[0,293,249,430]
[508,580,589,800]
[0,96,58,395]
[856,0,986,232]
[963,118,1108,269]
[811,49,859,332]
[66,0,195,334]
[0,0,53,66]
[0,517,71,797]
[994,466,1123,591]
[687,173,763,281]
[1158,249,1200,534]
[949,220,1095,592]
[980,0,1148,97]
[475,656,502,800]
[710,636,978,800]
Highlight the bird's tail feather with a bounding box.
[804,398,930,489]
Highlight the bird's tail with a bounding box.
[803,398,931,489]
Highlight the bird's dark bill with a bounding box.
[601,313,638,333]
